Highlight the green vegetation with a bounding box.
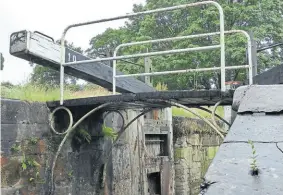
[21,154,45,183]
[2,0,282,119]
[29,137,39,145]
[68,170,73,178]
[1,81,224,118]
[73,128,92,144]
[154,82,224,117]
[1,84,72,102]
[172,106,224,118]
[102,124,118,140]
[21,154,40,172]
[155,82,168,91]
[10,143,21,153]
[248,140,259,175]
[10,140,46,184]
[1,83,111,102]
[86,0,283,89]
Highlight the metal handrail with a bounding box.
[112,30,253,94]
[60,1,225,105]
[64,45,220,65]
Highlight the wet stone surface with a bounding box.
[204,85,283,195]
[224,114,283,142]
[204,143,283,195]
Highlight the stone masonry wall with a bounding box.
[1,99,146,195]
[1,99,222,195]
[1,99,58,194]
[0,99,128,195]
[0,99,81,195]
[173,117,222,195]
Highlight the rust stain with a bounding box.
[19,188,29,195]
[153,110,159,120]
[104,181,109,195]
[37,139,46,154]
[0,155,8,167]
[134,136,138,152]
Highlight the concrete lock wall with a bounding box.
[1,99,222,195]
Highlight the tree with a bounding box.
[86,0,283,90]
[1,81,13,88]
[30,41,83,88]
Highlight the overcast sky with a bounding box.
[0,0,145,84]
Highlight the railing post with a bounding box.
[249,32,258,77]
[60,40,65,105]
[144,56,153,86]
[218,4,226,92]
[60,1,227,102]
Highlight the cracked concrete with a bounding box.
[276,143,283,154]
[204,85,283,195]
[204,143,283,194]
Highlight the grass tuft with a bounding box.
[1,84,111,102]
[102,124,118,140]
[1,83,224,118]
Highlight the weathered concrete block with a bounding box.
[205,143,283,194]
[174,147,192,161]
[231,85,250,112]
[202,134,221,147]
[187,134,200,146]
[1,99,50,124]
[175,159,189,195]
[175,189,189,195]
[224,115,283,142]
[54,186,72,195]
[192,149,202,162]
[174,136,188,147]
[173,117,222,195]
[232,85,283,113]
[207,146,218,160]
[190,183,201,195]
[202,134,211,146]
[201,159,212,176]
[190,161,201,170]
[113,179,132,195]
[175,173,187,182]
[1,124,51,141]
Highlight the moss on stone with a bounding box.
[173,117,223,140]
[1,157,21,187]
[174,147,191,161]
[207,146,218,160]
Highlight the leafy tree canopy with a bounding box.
[87,0,283,90]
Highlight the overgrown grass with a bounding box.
[172,106,224,118]
[1,84,111,102]
[1,85,71,102]
[154,82,225,118]
[1,82,224,118]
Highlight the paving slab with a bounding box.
[225,114,283,142]
[232,85,283,113]
[204,143,283,195]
